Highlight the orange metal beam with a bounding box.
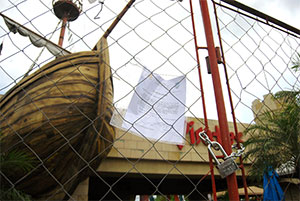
[212,2,249,200]
[198,0,240,200]
[187,0,217,200]
[58,16,68,47]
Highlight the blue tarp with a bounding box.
[263,167,285,201]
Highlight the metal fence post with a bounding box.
[198,0,240,200]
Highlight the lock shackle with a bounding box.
[208,141,231,165]
[207,143,220,165]
[198,131,240,178]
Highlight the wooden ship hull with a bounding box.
[0,37,115,199]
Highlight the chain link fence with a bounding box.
[0,0,299,200]
[213,0,300,124]
[213,1,300,200]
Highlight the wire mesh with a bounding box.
[213,1,300,124]
[213,0,300,200]
[0,1,210,200]
[0,0,299,200]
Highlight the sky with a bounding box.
[243,0,299,29]
[0,0,299,124]
[0,2,298,199]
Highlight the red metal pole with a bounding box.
[188,0,217,200]
[140,195,149,201]
[188,0,208,130]
[198,0,240,200]
[212,2,249,200]
[58,16,68,47]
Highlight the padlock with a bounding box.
[207,141,239,178]
[217,157,239,178]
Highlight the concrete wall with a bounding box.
[70,115,251,200]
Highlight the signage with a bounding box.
[177,121,243,150]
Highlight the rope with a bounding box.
[23,20,62,78]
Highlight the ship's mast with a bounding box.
[53,0,82,47]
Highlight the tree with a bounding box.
[244,54,300,180]
[0,147,34,201]
[291,52,300,72]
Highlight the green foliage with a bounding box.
[0,142,35,201]
[218,192,229,201]
[0,150,35,176]
[291,52,300,71]
[244,91,300,180]
[0,188,32,201]
[155,195,167,201]
[244,53,300,180]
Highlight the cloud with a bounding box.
[279,0,300,14]
[243,0,300,28]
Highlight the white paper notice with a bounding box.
[122,68,186,145]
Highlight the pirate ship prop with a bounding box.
[0,0,135,199]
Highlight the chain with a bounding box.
[230,143,245,158]
[199,131,210,145]
[198,131,244,161]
